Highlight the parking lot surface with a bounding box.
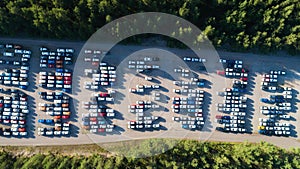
[0,37,299,149]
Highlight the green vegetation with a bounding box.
[0,140,300,168]
[0,0,299,54]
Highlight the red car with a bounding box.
[217,70,225,75]
[0,103,3,108]
[98,112,106,117]
[54,116,61,119]
[64,76,72,81]
[62,115,69,119]
[99,93,109,97]
[98,128,105,132]
[18,128,26,132]
[90,117,97,121]
[48,64,55,68]
[215,115,222,119]
[241,68,248,73]
[240,77,248,81]
[64,81,72,85]
[92,61,99,66]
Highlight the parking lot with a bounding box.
[0,37,299,149]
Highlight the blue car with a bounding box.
[181,124,188,129]
[197,82,205,87]
[260,98,268,102]
[232,88,239,92]
[55,91,63,96]
[19,85,27,89]
[4,104,11,108]
[64,69,72,73]
[56,80,63,84]
[38,119,45,123]
[221,116,230,120]
[172,101,179,104]
[56,68,64,73]
[187,100,195,104]
[62,88,71,93]
[48,59,55,64]
[46,119,54,124]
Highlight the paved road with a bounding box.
[0,37,299,149]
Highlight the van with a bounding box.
[20,73,28,78]
[3,52,14,57]
[47,84,54,88]
[56,84,63,88]
[4,80,11,85]
[20,82,29,86]
[64,85,71,88]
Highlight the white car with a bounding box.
[279,115,290,119]
[21,66,29,70]
[283,91,292,95]
[152,85,160,89]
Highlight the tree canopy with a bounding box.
[0,141,300,168]
[0,0,298,54]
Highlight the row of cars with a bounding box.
[217,59,248,77]
[173,78,206,88]
[84,62,116,89]
[81,91,116,133]
[126,57,163,130]
[37,122,70,136]
[129,84,160,93]
[37,92,71,136]
[171,78,206,130]
[127,100,161,129]
[81,97,116,133]
[0,43,31,89]
[38,71,72,93]
[37,47,75,137]
[128,57,160,73]
[0,90,28,136]
[258,71,292,136]
[261,71,286,92]
[40,47,73,68]
[82,53,117,134]
[216,59,249,133]
[0,68,29,89]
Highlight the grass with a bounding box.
[0,144,109,157]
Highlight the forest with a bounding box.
[0,0,298,54]
[0,140,300,168]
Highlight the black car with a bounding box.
[48,72,55,76]
[39,92,47,96]
[12,69,20,73]
[62,100,69,104]
[12,73,19,77]
[22,61,29,66]
[65,61,72,65]
[3,88,11,94]
[41,56,48,60]
[4,68,12,73]
[98,105,107,109]
[237,116,245,120]
[264,130,274,136]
